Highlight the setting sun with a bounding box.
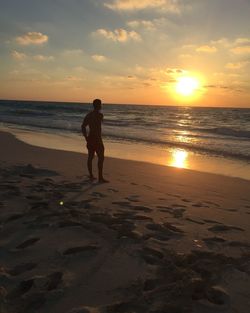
[176,77,199,97]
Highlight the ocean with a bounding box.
[1,100,250,179]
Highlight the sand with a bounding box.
[0,130,250,313]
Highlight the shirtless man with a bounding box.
[81,99,108,183]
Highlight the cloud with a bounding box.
[196,45,217,53]
[33,55,54,61]
[62,49,84,56]
[91,55,107,62]
[11,50,27,60]
[225,62,249,69]
[179,54,192,59]
[235,38,250,45]
[127,20,155,30]
[11,51,54,62]
[230,45,250,55]
[104,0,182,13]
[95,28,141,42]
[16,32,48,45]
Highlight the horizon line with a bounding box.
[0,98,249,110]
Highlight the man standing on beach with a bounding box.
[81,99,108,183]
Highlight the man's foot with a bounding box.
[88,175,96,181]
[98,178,109,183]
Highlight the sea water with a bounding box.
[1,100,250,179]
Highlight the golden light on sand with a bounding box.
[176,77,199,97]
[170,149,188,168]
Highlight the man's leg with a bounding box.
[87,149,95,179]
[96,144,108,183]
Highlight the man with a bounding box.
[81,99,108,183]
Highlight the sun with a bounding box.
[176,77,199,97]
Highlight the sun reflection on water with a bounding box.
[170,149,189,169]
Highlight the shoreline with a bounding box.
[0,130,250,312]
[1,126,250,181]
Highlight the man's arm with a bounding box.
[81,115,89,141]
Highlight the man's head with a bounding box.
[93,99,102,111]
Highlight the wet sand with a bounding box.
[0,130,250,313]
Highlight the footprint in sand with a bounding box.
[132,205,152,213]
[7,279,34,300]
[181,198,191,203]
[227,241,250,248]
[144,222,183,242]
[143,185,153,190]
[203,219,222,224]
[203,237,226,245]
[204,201,220,207]
[125,195,140,203]
[6,213,25,223]
[173,209,187,218]
[112,201,132,207]
[172,203,187,208]
[16,238,40,249]
[147,222,184,234]
[208,224,244,232]
[133,215,153,221]
[225,208,237,212]
[63,245,99,255]
[109,220,137,239]
[7,263,37,276]
[192,202,205,208]
[140,247,164,265]
[160,206,186,218]
[90,192,107,198]
[46,271,63,291]
[113,212,137,219]
[186,217,205,225]
[108,188,119,193]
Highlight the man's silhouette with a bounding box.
[81,99,108,183]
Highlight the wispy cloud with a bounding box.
[62,49,84,57]
[33,55,54,61]
[11,51,54,62]
[225,62,249,69]
[230,45,250,55]
[127,20,155,30]
[104,0,182,13]
[94,28,141,42]
[16,32,48,45]
[11,50,27,60]
[196,45,217,53]
[91,55,107,62]
[235,38,250,45]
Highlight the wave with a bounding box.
[1,119,250,161]
[104,133,250,161]
[196,127,250,139]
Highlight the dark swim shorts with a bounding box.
[86,138,104,153]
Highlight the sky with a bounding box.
[0,0,250,107]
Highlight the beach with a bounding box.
[0,130,250,313]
